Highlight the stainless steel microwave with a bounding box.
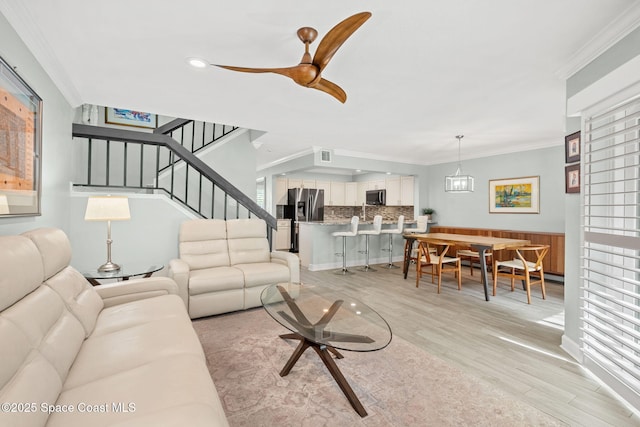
[366,189,386,205]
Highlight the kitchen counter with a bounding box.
[295,219,418,225]
[296,220,432,271]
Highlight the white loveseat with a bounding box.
[168,218,300,319]
[0,228,228,427]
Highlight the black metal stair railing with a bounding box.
[72,123,276,242]
[154,118,238,172]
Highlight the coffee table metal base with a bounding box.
[278,332,367,417]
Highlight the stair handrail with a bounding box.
[72,123,276,230]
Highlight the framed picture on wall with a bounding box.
[565,164,580,193]
[0,55,43,217]
[489,176,540,214]
[565,131,581,163]
[105,107,157,129]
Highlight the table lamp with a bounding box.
[84,195,131,272]
[0,194,9,215]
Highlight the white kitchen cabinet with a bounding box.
[329,181,346,206]
[275,178,288,205]
[367,180,386,190]
[356,181,367,206]
[287,178,302,189]
[401,176,415,205]
[274,219,291,251]
[385,177,402,206]
[345,182,358,206]
[302,179,315,189]
[315,180,331,205]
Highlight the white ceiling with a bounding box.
[2,0,640,170]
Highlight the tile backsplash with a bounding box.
[324,205,414,222]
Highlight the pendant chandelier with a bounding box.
[444,135,475,193]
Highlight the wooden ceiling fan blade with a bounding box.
[312,11,371,72]
[312,78,347,103]
[214,64,297,78]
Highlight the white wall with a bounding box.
[67,192,195,273]
[427,145,565,232]
[0,13,75,236]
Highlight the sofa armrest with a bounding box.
[270,251,300,283]
[168,258,190,309]
[94,277,179,308]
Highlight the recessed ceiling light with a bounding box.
[355,169,361,172]
[386,172,392,175]
[187,57,208,68]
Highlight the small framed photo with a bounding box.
[565,131,580,163]
[105,107,157,129]
[565,164,580,194]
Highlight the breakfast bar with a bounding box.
[297,220,411,271]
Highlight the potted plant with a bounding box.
[422,208,435,220]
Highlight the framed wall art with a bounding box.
[105,107,157,129]
[565,163,580,194]
[489,176,540,214]
[565,131,580,163]
[0,55,42,217]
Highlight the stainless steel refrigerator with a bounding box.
[286,188,324,252]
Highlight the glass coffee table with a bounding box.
[261,283,392,417]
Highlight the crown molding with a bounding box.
[0,1,83,106]
[332,148,428,166]
[556,2,640,80]
[256,147,316,171]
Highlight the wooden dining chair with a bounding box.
[415,240,461,293]
[456,247,493,281]
[492,245,549,304]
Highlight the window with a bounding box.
[582,94,640,404]
[256,177,266,209]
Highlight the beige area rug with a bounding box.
[193,309,565,427]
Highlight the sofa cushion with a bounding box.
[188,266,245,295]
[63,297,206,390]
[179,219,231,270]
[44,267,104,338]
[233,262,291,288]
[226,219,271,265]
[0,235,44,311]
[23,228,104,337]
[48,354,227,427]
[91,293,186,336]
[0,286,86,427]
[22,227,71,281]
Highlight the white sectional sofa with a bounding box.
[0,228,228,427]
[169,218,300,319]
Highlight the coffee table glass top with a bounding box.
[261,283,392,352]
[80,263,163,280]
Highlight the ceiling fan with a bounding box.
[213,11,372,103]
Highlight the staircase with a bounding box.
[72,119,276,242]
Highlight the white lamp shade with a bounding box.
[0,194,9,214]
[84,196,131,221]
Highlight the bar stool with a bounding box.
[403,215,431,264]
[358,215,382,272]
[332,216,359,275]
[380,215,404,268]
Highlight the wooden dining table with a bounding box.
[403,232,531,301]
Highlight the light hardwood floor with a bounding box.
[300,262,640,427]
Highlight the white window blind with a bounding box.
[582,94,640,404]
